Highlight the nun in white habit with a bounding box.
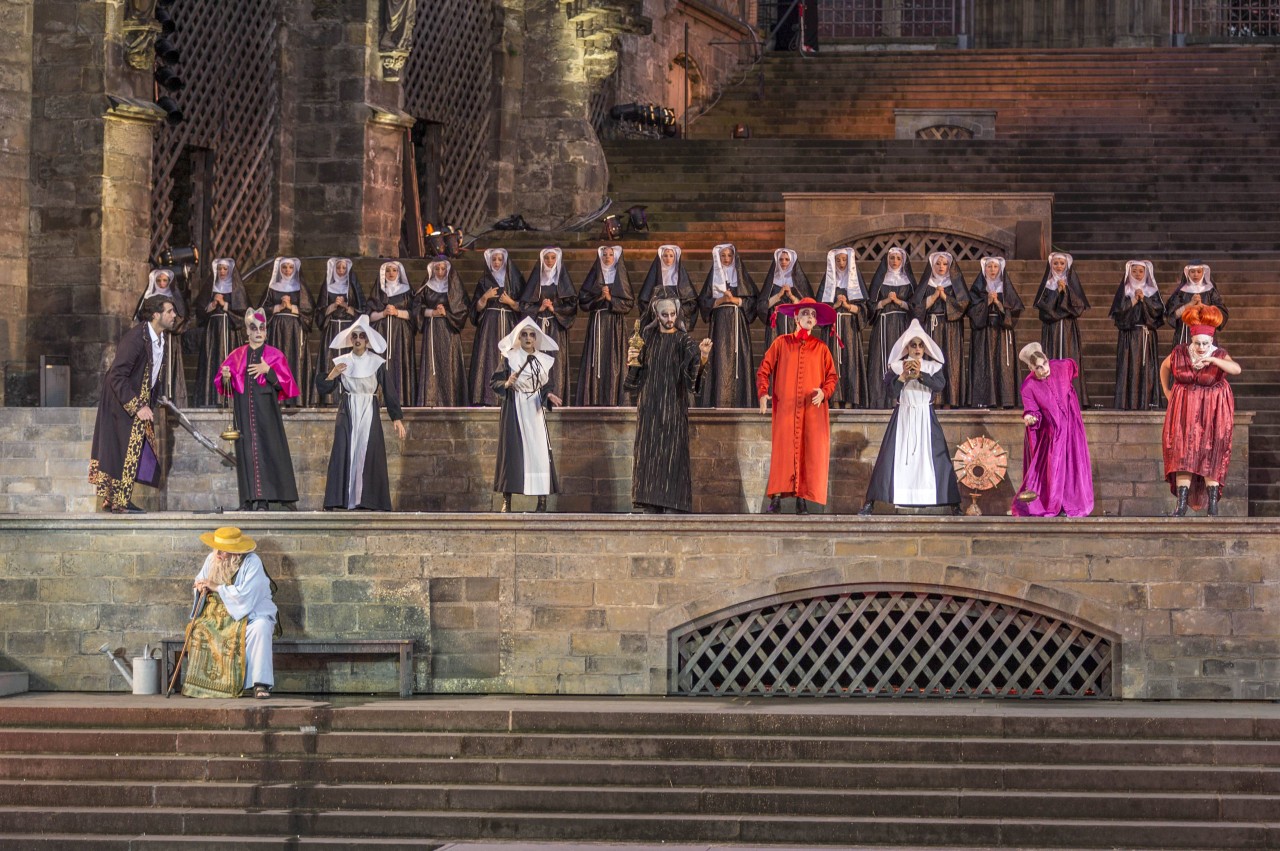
[820,247,870,408]
[492,317,562,512]
[859,319,961,514]
[316,315,406,511]
[259,256,315,407]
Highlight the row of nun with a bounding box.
[136,249,1227,414]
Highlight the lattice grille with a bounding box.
[402,0,495,232]
[1186,0,1280,39]
[760,1,960,39]
[916,124,975,140]
[850,231,1008,262]
[671,587,1114,699]
[150,0,280,265]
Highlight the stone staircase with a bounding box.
[1,696,1280,848]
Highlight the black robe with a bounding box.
[696,261,757,408]
[368,289,417,409]
[519,265,577,405]
[575,258,635,407]
[1110,283,1165,410]
[758,259,815,347]
[314,274,366,406]
[623,327,706,512]
[414,276,470,407]
[638,259,698,330]
[820,281,870,409]
[912,269,970,408]
[260,285,315,407]
[88,323,163,510]
[491,360,560,496]
[316,362,402,510]
[1166,285,1228,348]
[864,368,961,508]
[1033,267,1090,406]
[468,266,526,407]
[865,255,918,410]
[967,272,1024,408]
[193,280,248,407]
[133,284,188,407]
[227,346,298,507]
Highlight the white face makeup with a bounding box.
[796,308,818,331]
[1190,334,1214,357]
[1032,356,1051,380]
[518,328,539,353]
[350,328,369,355]
[657,303,679,330]
[906,338,925,359]
[246,317,267,347]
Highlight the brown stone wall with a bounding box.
[0,0,33,405]
[973,0,1168,48]
[0,515,1276,700]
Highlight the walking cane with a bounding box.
[165,589,207,697]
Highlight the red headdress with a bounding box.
[1183,304,1224,338]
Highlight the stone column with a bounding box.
[28,0,161,405]
[0,0,33,405]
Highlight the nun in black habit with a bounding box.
[314,257,366,406]
[468,248,525,407]
[911,251,970,408]
[1166,262,1228,349]
[368,260,416,409]
[316,315,407,510]
[194,258,248,407]
[866,247,916,409]
[1110,260,1165,410]
[624,298,712,514]
[492,317,562,513]
[259,256,315,407]
[576,244,635,406]
[859,320,961,515]
[819,247,870,409]
[414,259,470,407]
[1033,251,1090,406]
[759,248,814,348]
[696,243,758,408]
[638,244,698,329]
[133,267,188,407]
[967,255,1024,409]
[519,247,577,405]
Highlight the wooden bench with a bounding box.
[162,638,415,697]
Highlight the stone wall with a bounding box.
[973,0,1168,49]
[0,514,1276,701]
[0,0,33,406]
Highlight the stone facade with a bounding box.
[0,0,33,406]
[0,514,1276,701]
[972,0,1168,49]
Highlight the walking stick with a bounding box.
[165,589,207,698]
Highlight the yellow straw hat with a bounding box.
[199,526,257,553]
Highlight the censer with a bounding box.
[219,404,240,442]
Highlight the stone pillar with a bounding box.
[0,0,33,405]
[28,0,161,405]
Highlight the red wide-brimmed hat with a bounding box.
[776,297,836,326]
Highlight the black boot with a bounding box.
[857,501,874,516]
[1207,485,1221,517]
[795,498,809,515]
[765,496,782,514]
[1173,486,1190,517]
[499,493,511,513]
[536,496,548,512]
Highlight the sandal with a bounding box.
[252,684,271,700]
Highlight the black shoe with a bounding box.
[796,499,809,515]
[113,502,146,514]
[857,501,874,516]
[1207,485,1221,517]
[1173,485,1190,517]
[765,496,782,514]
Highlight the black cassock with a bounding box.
[912,270,970,408]
[468,266,526,407]
[758,256,814,348]
[637,257,698,330]
[133,285,188,407]
[1166,284,1228,348]
[519,266,577,405]
[1033,265,1091,406]
[624,328,705,512]
[314,273,365,406]
[193,279,248,408]
[967,271,1024,408]
[865,253,918,410]
[369,290,417,409]
[261,286,315,407]
[864,369,961,508]
[1110,284,1165,410]
[316,362,402,510]
[414,277,470,407]
[819,269,871,409]
[228,347,298,507]
[575,258,635,407]
[696,262,757,408]
[88,323,163,510]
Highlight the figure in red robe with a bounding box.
[757,298,838,514]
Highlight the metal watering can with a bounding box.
[98,644,162,695]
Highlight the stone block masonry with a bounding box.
[0,515,1276,700]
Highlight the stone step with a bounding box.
[0,673,28,697]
